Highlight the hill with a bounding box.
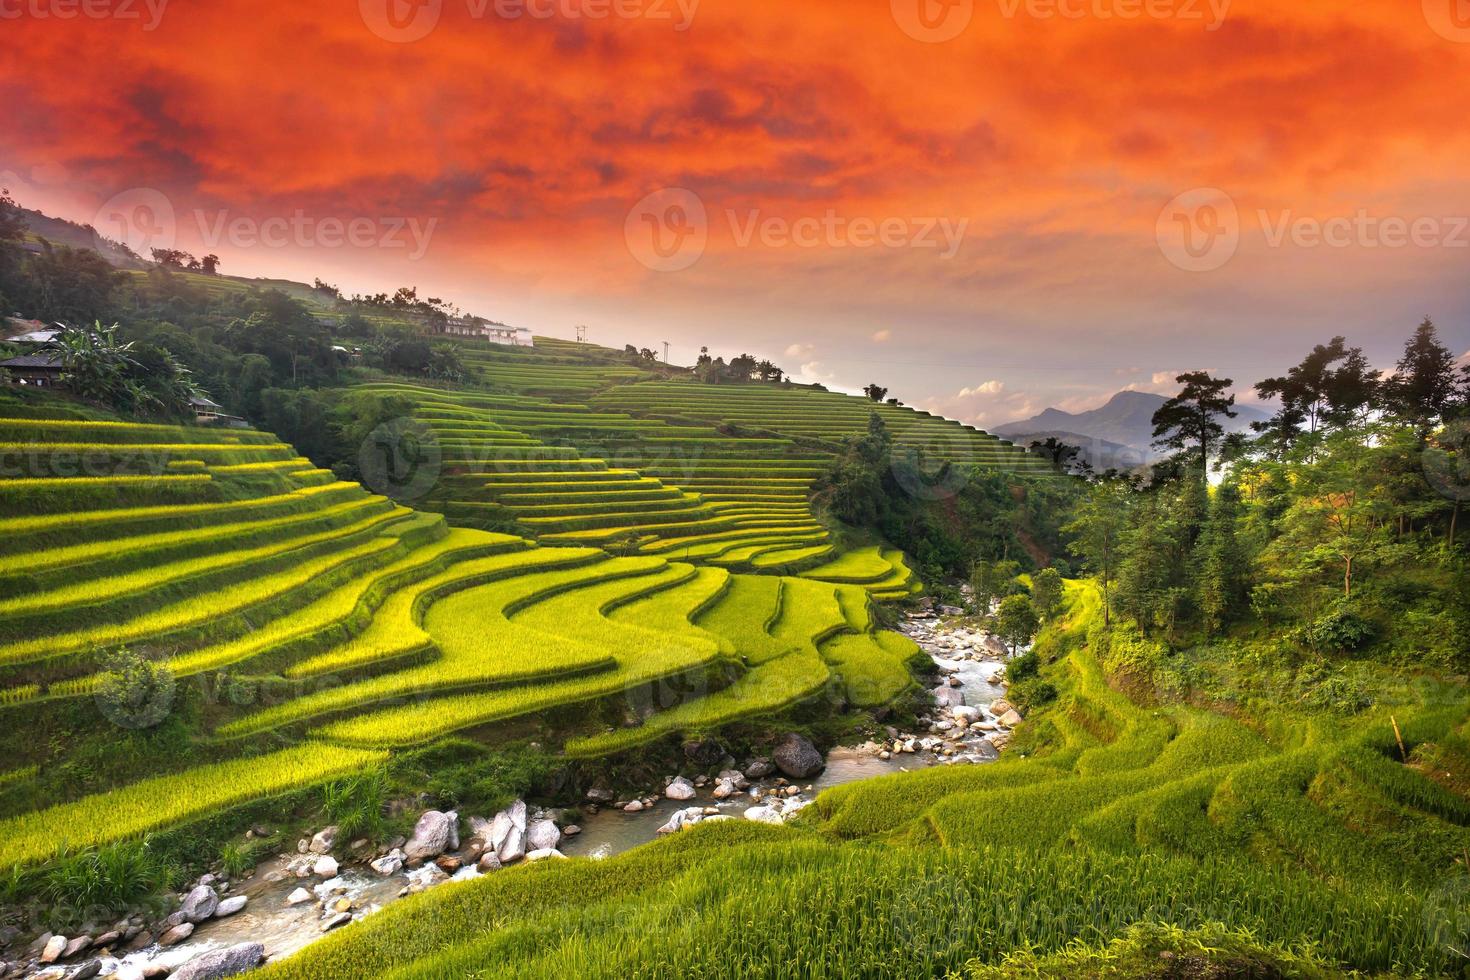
[994,390,1268,463]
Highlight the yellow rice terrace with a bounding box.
[0,323,1466,980]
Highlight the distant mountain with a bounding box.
[994,390,1268,465]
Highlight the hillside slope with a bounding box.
[257,583,1470,978]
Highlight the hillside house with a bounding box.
[436,316,534,347]
[0,351,64,387]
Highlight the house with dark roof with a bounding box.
[0,351,64,387]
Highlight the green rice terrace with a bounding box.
[0,330,1467,980]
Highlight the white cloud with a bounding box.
[871,329,892,343]
[925,380,1037,429]
[785,343,815,359]
[957,380,1005,398]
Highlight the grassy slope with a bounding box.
[264,581,1470,979]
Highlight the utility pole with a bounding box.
[662,341,669,365]
[575,325,587,343]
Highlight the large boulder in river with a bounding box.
[932,685,964,709]
[308,826,338,854]
[526,818,561,852]
[665,777,696,800]
[772,733,824,779]
[171,942,265,980]
[179,884,219,923]
[491,800,528,864]
[742,757,775,779]
[404,810,458,863]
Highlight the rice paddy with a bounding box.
[255,581,1470,979]
[3,342,1466,980]
[0,403,933,869]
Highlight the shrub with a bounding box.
[321,767,388,842]
[1005,652,1040,683]
[95,648,177,730]
[40,838,176,922]
[1302,604,1375,654]
[1008,678,1058,714]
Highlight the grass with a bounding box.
[0,744,386,869]
[250,576,1470,978]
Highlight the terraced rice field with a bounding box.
[591,380,1054,474]
[353,381,834,567]
[0,410,926,866]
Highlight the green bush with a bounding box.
[1008,677,1058,714]
[95,648,176,730]
[1302,604,1375,654]
[1005,652,1040,683]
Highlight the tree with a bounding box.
[1029,437,1081,475]
[1031,568,1064,620]
[970,559,1020,614]
[1152,371,1237,474]
[863,384,889,402]
[995,595,1040,654]
[1064,481,1131,625]
[199,253,221,275]
[151,248,192,268]
[1386,317,1458,440]
[427,343,466,382]
[696,346,712,369]
[19,244,122,324]
[1193,483,1247,635]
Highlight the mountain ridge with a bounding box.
[995,390,1268,464]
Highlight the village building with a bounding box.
[435,316,534,347]
[0,351,65,387]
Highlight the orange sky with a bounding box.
[3,0,1468,424]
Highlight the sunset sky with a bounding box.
[3,0,1468,427]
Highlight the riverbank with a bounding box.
[11,610,1023,980]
